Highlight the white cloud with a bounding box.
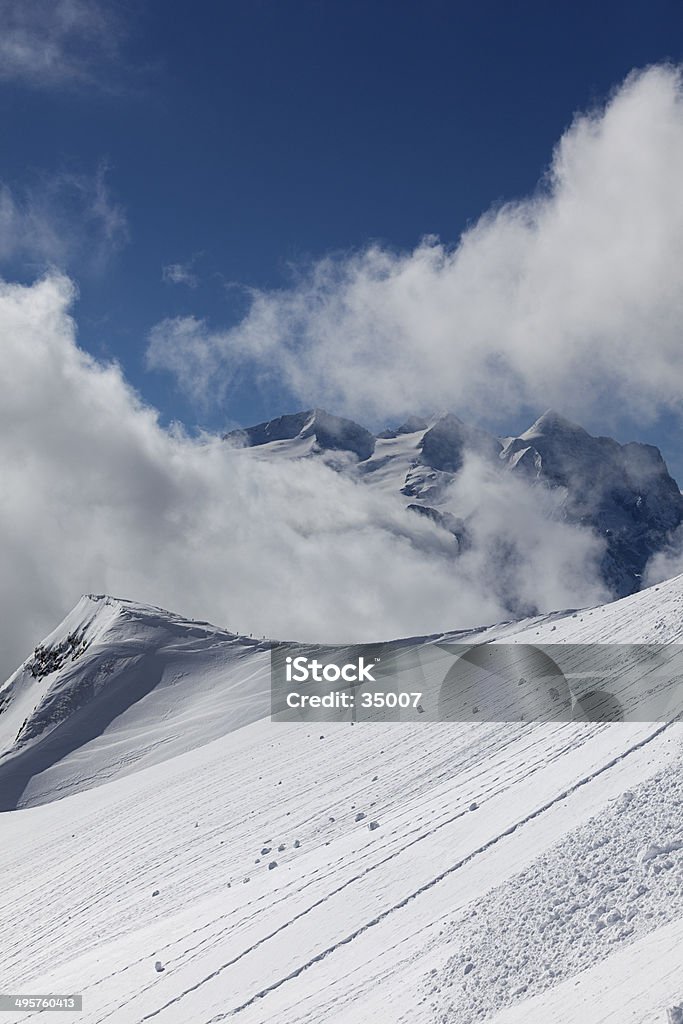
[0,272,607,682]
[645,530,683,588]
[162,260,199,289]
[146,65,683,431]
[0,0,121,89]
[443,456,608,618]
[147,315,224,405]
[0,163,128,273]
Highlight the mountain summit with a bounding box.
[224,407,683,599]
[224,408,376,461]
[500,410,683,594]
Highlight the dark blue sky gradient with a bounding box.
[2,0,683,467]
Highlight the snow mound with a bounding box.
[427,759,683,1022]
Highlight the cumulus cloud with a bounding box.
[0,273,608,682]
[146,65,683,430]
[443,457,608,618]
[0,163,128,273]
[0,0,121,89]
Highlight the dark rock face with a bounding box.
[305,409,376,461]
[224,411,312,447]
[397,415,429,435]
[377,416,430,440]
[224,408,376,461]
[406,504,468,546]
[419,414,502,473]
[501,411,683,597]
[405,408,683,597]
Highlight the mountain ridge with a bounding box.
[223,406,683,599]
[3,571,683,809]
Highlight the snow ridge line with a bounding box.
[205,719,677,1021]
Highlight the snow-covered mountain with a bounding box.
[226,407,683,599]
[1,579,682,1023]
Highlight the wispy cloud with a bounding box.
[162,258,200,289]
[147,315,224,405]
[0,163,128,274]
[146,65,683,433]
[0,0,123,89]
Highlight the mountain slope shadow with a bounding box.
[0,653,165,810]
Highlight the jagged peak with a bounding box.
[396,414,430,434]
[521,409,589,440]
[419,413,501,473]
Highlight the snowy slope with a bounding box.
[0,579,682,1023]
[490,919,683,1024]
[0,595,273,809]
[5,573,682,810]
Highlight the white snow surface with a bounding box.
[1,577,682,1023]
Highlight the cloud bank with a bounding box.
[0,273,607,682]
[147,65,683,429]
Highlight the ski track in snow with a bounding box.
[200,720,678,1021]
[1,578,683,1023]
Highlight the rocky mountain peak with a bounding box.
[224,408,376,461]
[419,413,502,473]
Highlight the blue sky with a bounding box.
[2,0,683,470]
